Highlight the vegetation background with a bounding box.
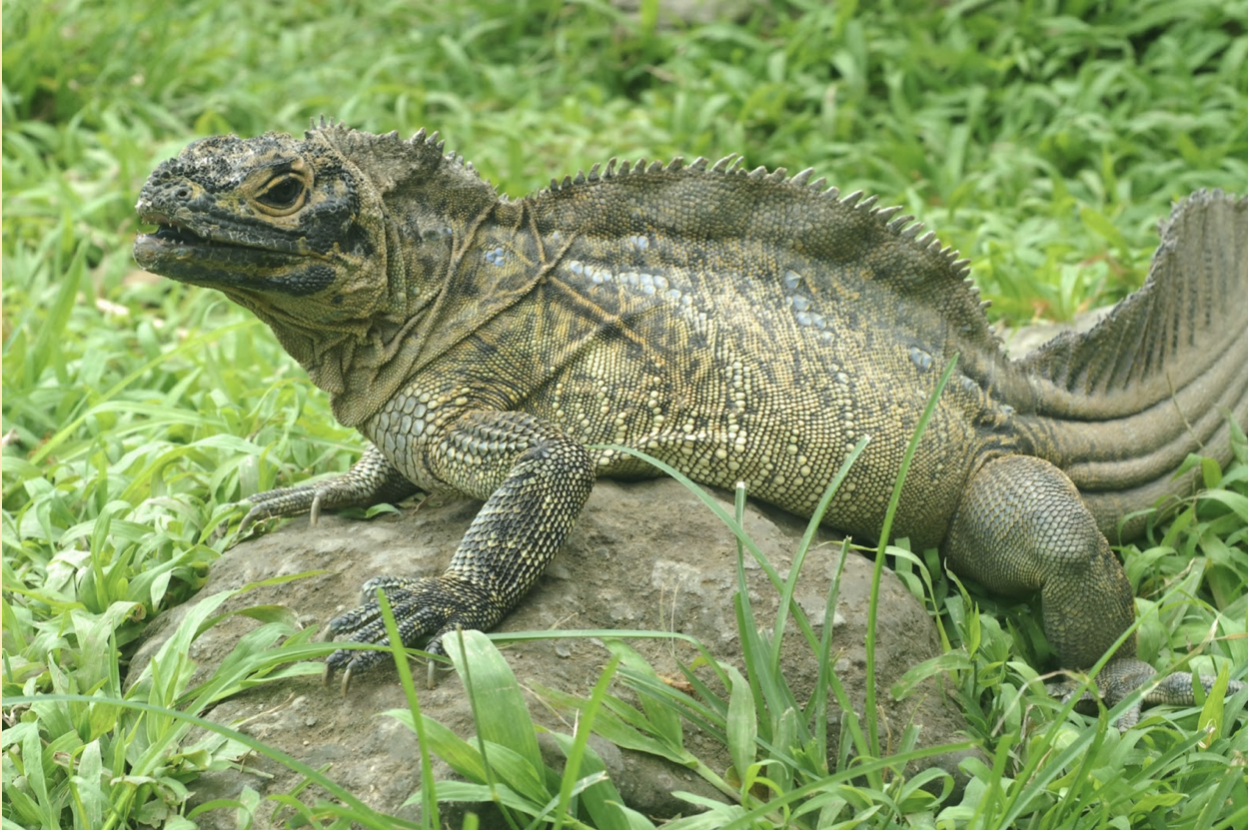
[3,0,1247,827]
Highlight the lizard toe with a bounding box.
[1045,677,1095,708]
[323,643,393,692]
[1095,659,1158,708]
[1048,659,1243,730]
[1138,669,1245,707]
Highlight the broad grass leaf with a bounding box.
[443,630,544,784]
[725,665,757,786]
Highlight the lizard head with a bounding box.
[134,127,390,324]
[134,123,498,424]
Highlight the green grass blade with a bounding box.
[375,587,441,828]
[444,629,547,802]
[865,354,959,757]
[725,664,757,789]
[769,436,870,678]
[4,694,421,830]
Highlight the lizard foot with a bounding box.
[241,483,334,531]
[1047,658,1245,730]
[322,574,498,694]
[240,446,421,531]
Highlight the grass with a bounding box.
[4,0,1248,826]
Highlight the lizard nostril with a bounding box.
[174,185,191,199]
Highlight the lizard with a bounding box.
[133,122,1247,727]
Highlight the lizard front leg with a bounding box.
[241,444,421,530]
[323,410,595,687]
[945,454,1243,728]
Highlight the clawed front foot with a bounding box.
[239,445,421,531]
[322,574,502,693]
[240,483,332,531]
[312,418,595,694]
[1047,658,1245,730]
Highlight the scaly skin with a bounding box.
[134,123,1247,725]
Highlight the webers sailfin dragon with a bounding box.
[134,123,1247,726]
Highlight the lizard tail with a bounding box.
[1020,191,1248,538]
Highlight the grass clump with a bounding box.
[4,0,1247,827]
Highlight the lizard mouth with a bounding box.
[133,205,286,268]
[149,222,211,246]
[135,208,266,282]
[133,206,315,293]
[135,207,305,255]
[135,207,225,249]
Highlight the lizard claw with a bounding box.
[321,653,355,697]
[321,643,443,694]
[238,504,269,534]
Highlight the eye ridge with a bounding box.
[257,175,305,209]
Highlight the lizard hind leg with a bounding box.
[943,454,1238,723]
[944,454,1245,726]
[945,453,1138,672]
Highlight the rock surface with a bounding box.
[998,306,1113,358]
[611,0,755,26]
[130,477,975,828]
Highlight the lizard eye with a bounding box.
[254,174,308,215]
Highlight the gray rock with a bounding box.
[999,306,1114,358]
[611,0,756,26]
[129,477,976,828]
